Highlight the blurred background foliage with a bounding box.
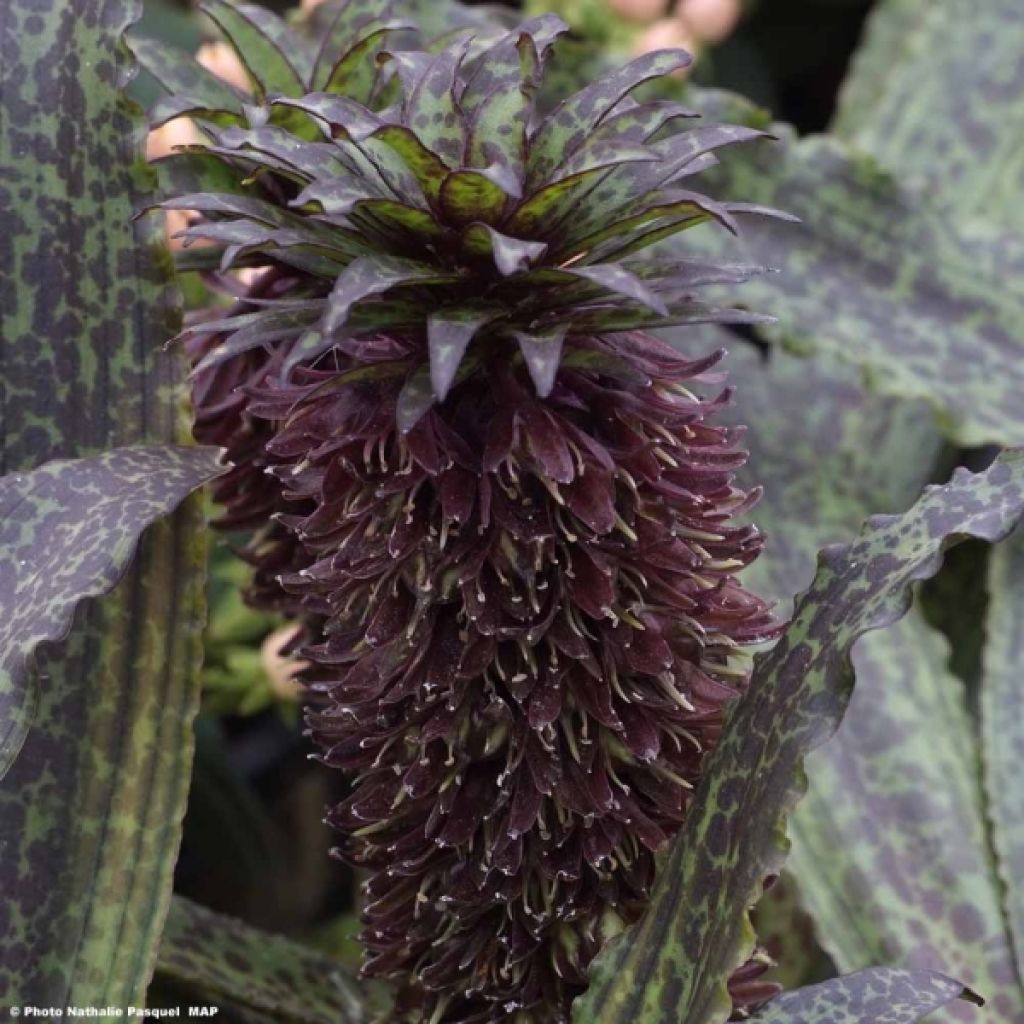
[135,0,903,995]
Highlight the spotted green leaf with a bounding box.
[461,24,541,182]
[272,92,383,144]
[680,335,1020,1020]
[311,0,412,101]
[750,968,979,1024]
[309,0,396,87]
[212,123,351,180]
[147,92,242,130]
[322,23,409,102]
[439,169,513,224]
[835,0,1024,236]
[151,151,253,197]
[675,87,1024,447]
[507,146,657,235]
[691,337,1021,1022]
[404,46,466,166]
[155,896,362,1024]
[982,526,1024,990]
[0,0,211,1006]
[787,609,1023,1024]
[527,49,691,188]
[574,448,1024,1024]
[369,124,450,204]
[760,5,1024,1015]
[0,446,223,774]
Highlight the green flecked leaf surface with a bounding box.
[527,49,690,188]
[750,968,978,1024]
[0,0,209,1006]
[675,88,1024,447]
[507,148,657,236]
[211,124,350,181]
[981,525,1024,991]
[404,47,466,167]
[349,199,446,241]
[368,124,448,204]
[558,195,714,263]
[766,5,1024,1014]
[320,22,410,104]
[834,0,1024,234]
[155,896,362,1024]
[272,93,382,144]
[438,169,509,225]
[311,0,406,94]
[465,73,528,184]
[787,612,1024,1023]
[0,446,222,775]
[574,448,1024,1024]
[147,93,243,130]
[427,306,497,400]
[698,339,1021,1021]
[702,340,946,603]
[561,123,769,252]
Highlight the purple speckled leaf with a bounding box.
[576,450,1024,1024]
[751,968,980,1024]
[527,49,692,188]
[0,0,217,1004]
[0,447,223,775]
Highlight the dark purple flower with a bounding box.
[146,7,789,1019]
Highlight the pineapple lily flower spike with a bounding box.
[145,7,795,1022]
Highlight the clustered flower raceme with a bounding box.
[140,3,790,1020]
[246,331,779,1022]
